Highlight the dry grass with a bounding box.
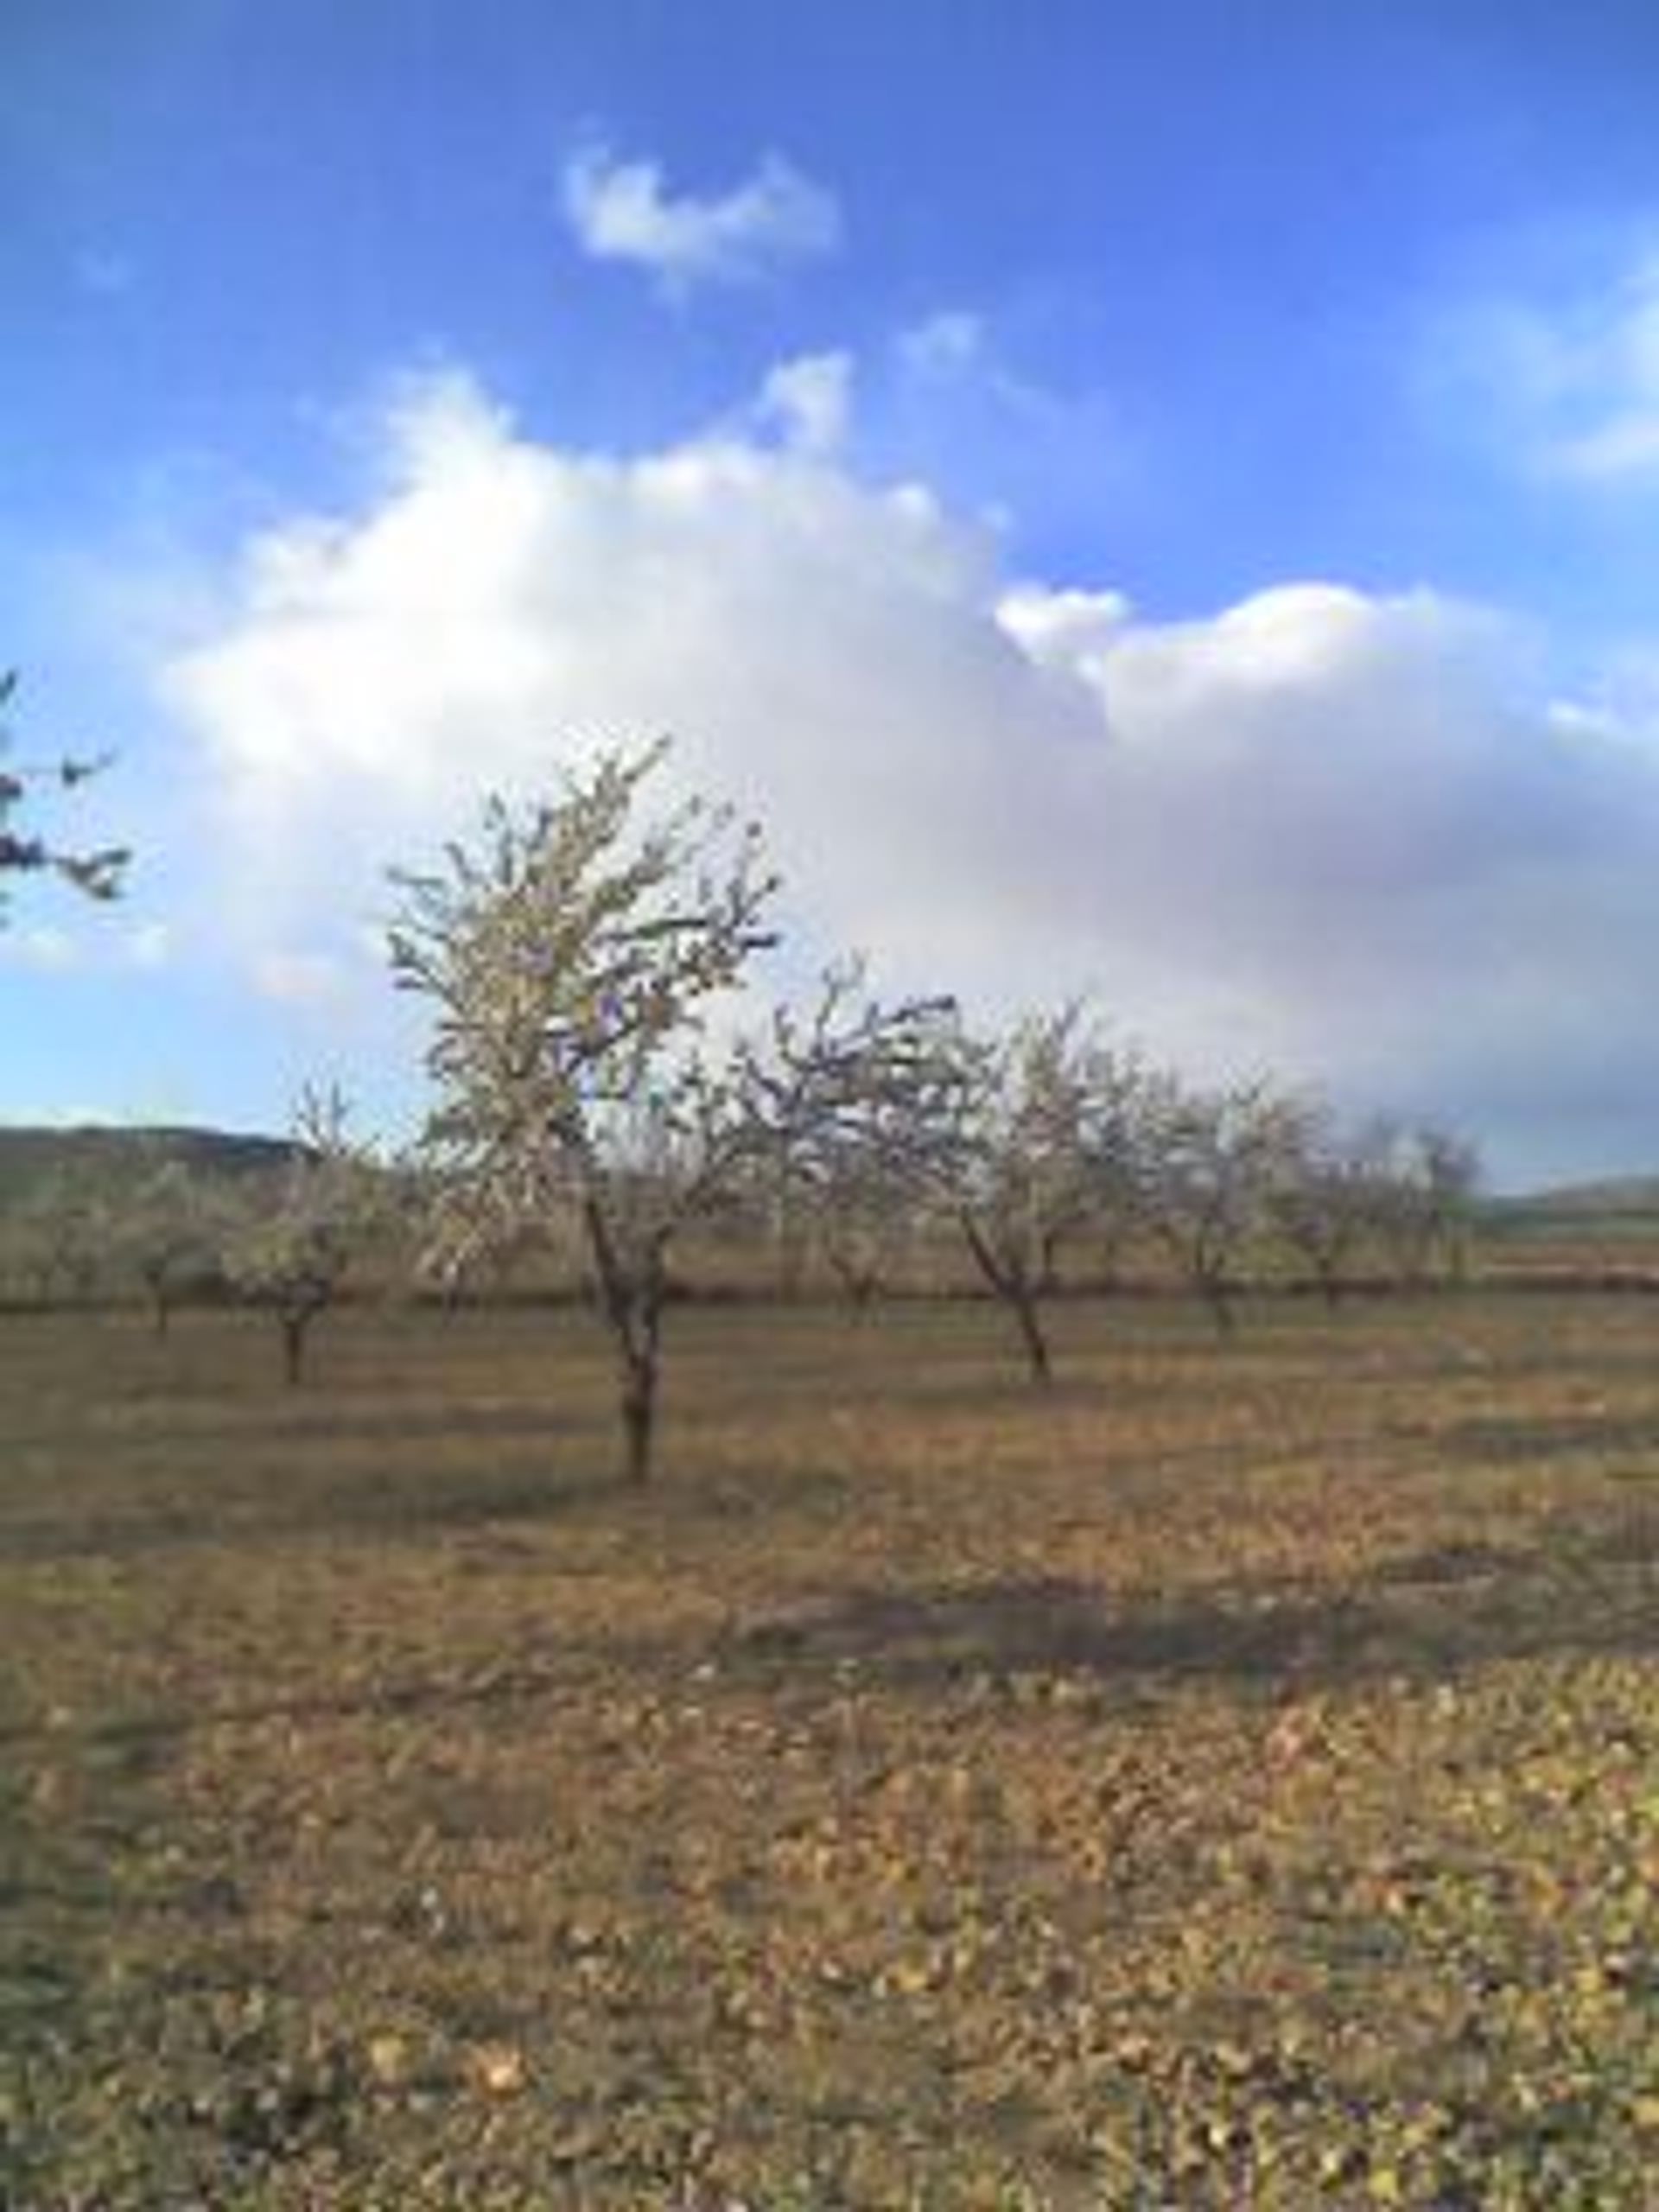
[2,1290,1656,2207]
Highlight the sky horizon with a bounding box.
[10,0,1659,1189]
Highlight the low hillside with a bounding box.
[0,1123,297,1210]
[1483,1176,1659,1251]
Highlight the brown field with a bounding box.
[1,1290,1656,2208]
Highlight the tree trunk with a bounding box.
[827,1247,881,1316]
[960,1211,1053,1385]
[281,1310,308,1385]
[620,1347,658,1485]
[583,1197,666,1484]
[1200,1275,1236,1339]
[1010,1281,1053,1384]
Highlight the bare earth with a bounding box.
[1,1293,1656,2207]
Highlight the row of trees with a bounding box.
[0,1095,385,1382]
[384,742,1478,1475]
[3,735,1478,1482]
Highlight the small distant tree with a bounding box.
[811,1149,922,1313]
[1268,1102,1393,1311]
[739,957,958,1313]
[1077,1040,1157,1292]
[1140,1073,1303,1336]
[1370,1121,1482,1287]
[0,670,128,917]
[224,1088,384,1384]
[3,1164,113,1306]
[930,1004,1102,1385]
[118,1157,233,1336]
[390,744,946,1483]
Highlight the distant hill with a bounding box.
[0,1124,298,1211]
[1506,1175,1659,1216]
[1482,1175,1659,1244]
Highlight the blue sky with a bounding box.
[9,0,1659,1183]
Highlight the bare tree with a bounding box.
[3,1164,114,1306]
[1139,1073,1303,1336]
[1268,1101,1394,1311]
[1368,1121,1482,1287]
[0,670,127,916]
[737,957,958,1313]
[929,1004,1103,1385]
[118,1156,233,1336]
[1077,1039,1157,1293]
[224,1088,384,1384]
[813,1152,922,1313]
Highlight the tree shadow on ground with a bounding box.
[4,1517,1653,1767]
[0,1443,877,1563]
[721,1520,1659,1696]
[1436,1409,1659,1467]
[0,1459,634,1564]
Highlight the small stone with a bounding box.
[468,2041,528,2095]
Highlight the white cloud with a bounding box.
[1443,245,1659,486]
[159,366,1659,1180]
[1554,410,1659,483]
[122,920,174,969]
[897,311,986,380]
[1539,252,1659,483]
[755,351,854,456]
[0,917,173,978]
[997,584,1131,682]
[0,925,82,973]
[251,950,352,1007]
[881,306,1128,531]
[561,144,841,294]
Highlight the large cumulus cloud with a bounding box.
[162,369,1659,1181]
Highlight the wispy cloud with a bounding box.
[896,310,986,381]
[1438,242,1659,487]
[561,143,841,294]
[251,950,352,1007]
[0,916,175,976]
[753,350,854,455]
[0,925,82,973]
[880,303,1128,526]
[122,920,175,970]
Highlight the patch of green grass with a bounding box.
[1,1293,1656,2205]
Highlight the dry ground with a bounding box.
[1,1290,1656,2208]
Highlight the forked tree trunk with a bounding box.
[585,1198,668,1484]
[960,1211,1053,1386]
[826,1244,882,1317]
[1009,1281,1052,1383]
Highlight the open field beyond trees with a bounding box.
[2,1291,1656,2208]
